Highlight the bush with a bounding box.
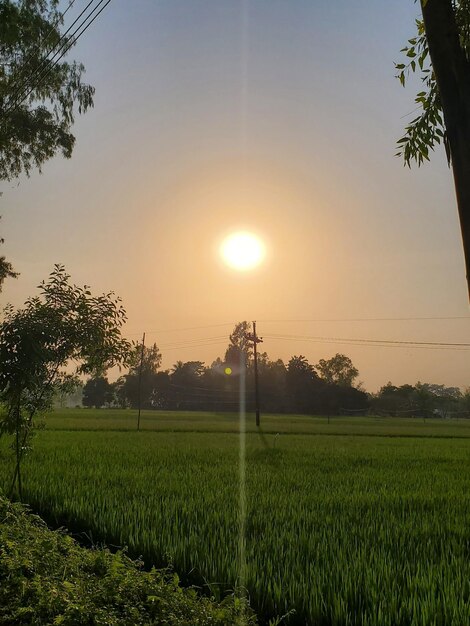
[0,496,255,625]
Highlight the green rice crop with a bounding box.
[1,411,470,625]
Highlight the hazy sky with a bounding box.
[2,0,469,391]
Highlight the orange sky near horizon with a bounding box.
[1,0,469,392]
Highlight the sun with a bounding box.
[220,231,266,271]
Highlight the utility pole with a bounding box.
[137,332,145,431]
[248,321,263,427]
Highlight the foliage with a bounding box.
[0,265,131,497]
[0,494,256,625]
[83,376,112,409]
[371,382,416,416]
[257,358,287,413]
[0,0,95,180]
[112,350,368,415]
[316,353,359,387]
[285,355,320,413]
[371,381,465,417]
[4,415,470,625]
[128,343,162,376]
[396,2,470,166]
[395,18,447,166]
[114,343,164,410]
[225,321,253,367]
[0,216,18,291]
[462,387,470,412]
[0,240,17,289]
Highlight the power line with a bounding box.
[158,339,227,351]
[260,316,470,323]
[124,323,236,337]
[123,318,470,361]
[124,316,469,338]
[265,333,470,351]
[122,338,228,353]
[1,0,82,115]
[2,0,114,118]
[1,0,78,110]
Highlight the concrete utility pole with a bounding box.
[248,321,263,427]
[137,332,145,431]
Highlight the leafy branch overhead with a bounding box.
[395,19,447,166]
[0,0,95,180]
[0,216,18,290]
[396,2,470,167]
[397,0,470,297]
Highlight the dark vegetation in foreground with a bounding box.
[0,495,256,625]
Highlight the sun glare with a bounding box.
[220,232,266,271]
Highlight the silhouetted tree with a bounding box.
[117,343,162,409]
[129,343,162,376]
[371,382,416,416]
[225,321,253,369]
[461,387,470,415]
[414,382,462,418]
[0,218,18,292]
[83,376,112,409]
[257,356,287,413]
[286,355,320,413]
[170,361,207,410]
[316,354,359,387]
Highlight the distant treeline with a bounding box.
[370,382,470,419]
[78,322,470,418]
[81,322,368,414]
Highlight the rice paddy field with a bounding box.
[1,409,470,625]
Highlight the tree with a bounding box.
[413,381,435,419]
[414,382,462,417]
[0,265,131,499]
[0,216,18,291]
[257,356,287,413]
[170,360,207,410]
[286,355,320,413]
[0,0,95,180]
[0,235,17,289]
[316,353,359,387]
[225,321,253,369]
[83,376,112,409]
[372,382,416,416]
[117,343,163,409]
[128,343,162,376]
[397,1,470,297]
[461,387,470,415]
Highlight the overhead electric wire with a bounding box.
[1,0,80,115]
[2,0,114,118]
[18,0,114,110]
[124,323,237,337]
[124,316,469,338]
[264,333,470,351]
[260,316,470,323]
[156,339,228,351]
[123,317,470,362]
[1,0,77,99]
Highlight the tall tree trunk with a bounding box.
[421,0,470,298]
